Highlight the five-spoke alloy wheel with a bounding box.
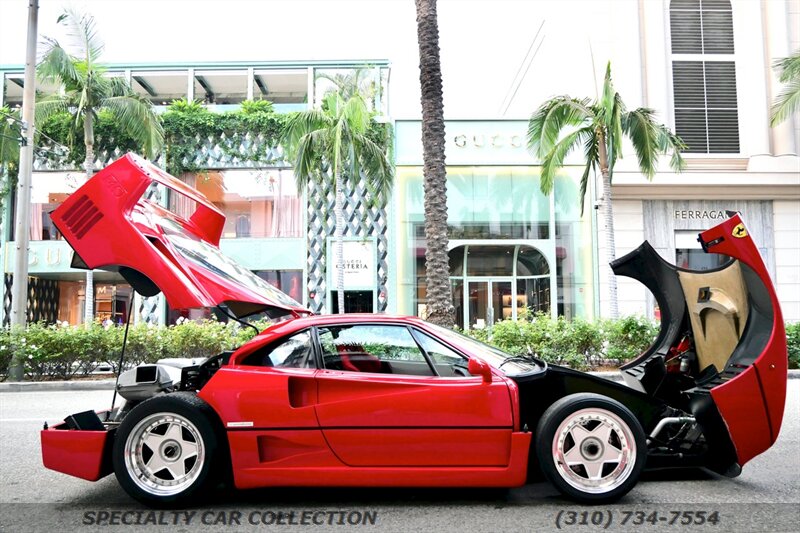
[113,393,221,506]
[536,393,647,504]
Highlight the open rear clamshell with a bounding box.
[50,154,308,319]
[611,213,787,474]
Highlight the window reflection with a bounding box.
[27,173,86,241]
[173,170,302,238]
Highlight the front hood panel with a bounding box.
[50,154,307,318]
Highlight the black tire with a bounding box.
[112,392,223,507]
[535,393,647,504]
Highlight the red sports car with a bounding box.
[40,154,788,506]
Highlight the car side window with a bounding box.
[317,325,434,376]
[412,330,471,377]
[241,330,315,368]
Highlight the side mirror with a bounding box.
[468,357,493,383]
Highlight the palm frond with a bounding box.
[58,8,104,63]
[37,37,79,86]
[107,76,134,98]
[770,77,800,126]
[527,96,593,159]
[292,129,328,192]
[600,62,616,124]
[332,119,346,179]
[654,123,687,172]
[283,109,331,154]
[33,95,70,128]
[622,107,660,179]
[539,127,591,195]
[0,107,22,168]
[316,68,377,102]
[578,132,599,215]
[352,133,393,197]
[101,95,164,158]
[611,92,625,151]
[774,50,800,83]
[340,95,370,134]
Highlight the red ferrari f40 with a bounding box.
[40,155,788,506]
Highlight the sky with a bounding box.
[0,0,643,118]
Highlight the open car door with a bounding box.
[611,213,787,475]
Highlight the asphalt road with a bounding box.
[1,383,797,533]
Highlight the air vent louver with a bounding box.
[61,194,104,239]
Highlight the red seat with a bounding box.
[338,344,382,373]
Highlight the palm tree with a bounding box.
[527,62,685,318]
[36,8,163,325]
[414,0,453,328]
[770,49,800,126]
[283,89,393,314]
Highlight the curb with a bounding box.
[0,379,116,392]
[1,370,798,392]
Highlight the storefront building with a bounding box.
[1,61,390,325]
[1,0,798,325]
[391,120,598,327]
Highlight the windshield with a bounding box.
[156,217,303,312]
[425,323,540,376]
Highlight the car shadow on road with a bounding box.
[640,467,717,482]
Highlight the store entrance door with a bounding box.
[466,280,512,330]
[330,290,374,314]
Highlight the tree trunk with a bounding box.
[596,128,619,319]
[334,170,346,314]
[84,113,95,325]
[415,0,453,327]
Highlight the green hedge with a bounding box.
[786,322,800,369]
[0,320,264,381]
[465,314,659,371]
[1,317,797,381]
[465,315,800,372]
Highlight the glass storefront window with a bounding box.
[55,280,132,326]
[553,175,596,320]
[675,231,729,270]
[517,247,550,276]
[314,67,388,115]
[193,70,248,105]
[396,166,595,323]
[255,270,303,303]
[465,246,514,276]
[25,172,87,241]
[172,170,303,238]
[448,245,550,329]
[167,269,302,325]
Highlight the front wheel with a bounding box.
[112,393,222,506]
[536,393,647,504]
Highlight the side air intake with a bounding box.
[61,194,104,239]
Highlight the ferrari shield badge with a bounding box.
[732,223,748,238]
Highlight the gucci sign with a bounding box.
[453,134,524,149]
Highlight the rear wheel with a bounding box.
[113,393,222,506]
[536,393,646,504]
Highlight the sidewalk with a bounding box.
[1,370,798,392]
